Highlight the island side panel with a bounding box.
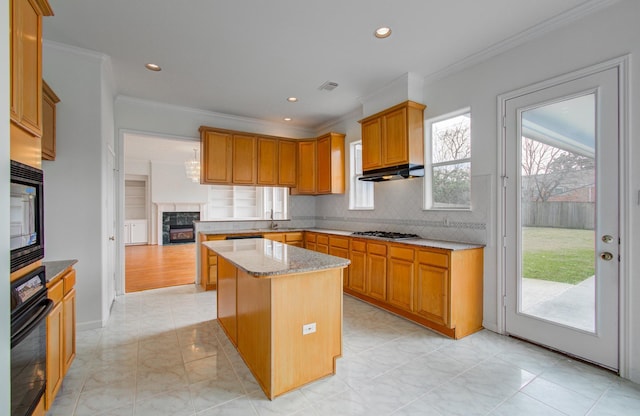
[271,268,343,397]
[236,268,272,397]
[450,247,484,339]
[217,257,238,345]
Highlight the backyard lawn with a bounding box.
[522,226,594,285]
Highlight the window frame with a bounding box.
[424,108,472,211]
[349,140,374,210]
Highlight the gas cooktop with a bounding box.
[351,231,420,240]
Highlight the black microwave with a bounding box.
[10,160,44,272]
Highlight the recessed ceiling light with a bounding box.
[284,117,292,121]
[287,97,298,102]
[145,63,162,71]
[374,26,392,39]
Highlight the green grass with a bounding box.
[522,227,594,285]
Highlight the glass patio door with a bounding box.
[504,67,619,370]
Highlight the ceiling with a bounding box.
[43,0,608,130]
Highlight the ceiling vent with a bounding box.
[318,81,339,91]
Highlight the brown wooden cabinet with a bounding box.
[293,140,317,194]
[278,140,297,187]
[200,129,233,184]
[45,282,63,409]
[217,257,238,345]
[316,234,329,254]
[41,80,60,160]
[329,235,350,287]
[415,250,449,326]
[348,239,367,294]
[359,101,426,171]
[200,233,225,290]
[304,232,317,251]
[233,133,257,184]
[257,136,278,185]
[46,266,76,410]
[387,245,415,312]
[10,0,53,168]
[316,132,345,194]
[292,133,345,195]
[366,242,388,301]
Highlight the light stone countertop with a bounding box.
[200,228,483,251]
[43,259,78,283]
[203,238,350,277]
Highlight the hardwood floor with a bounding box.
[125,243,196,292]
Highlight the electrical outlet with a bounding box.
[302,322,316,335]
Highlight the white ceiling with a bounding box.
[43,0,611,130]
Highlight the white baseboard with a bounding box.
[76,320,103,331]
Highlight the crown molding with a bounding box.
[43,39,109,63]
[423,0,620,85]
[314,106,362,135]
[115,95,316,138]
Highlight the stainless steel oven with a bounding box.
[10,266,52,416]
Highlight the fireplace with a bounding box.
[162,212,200,244]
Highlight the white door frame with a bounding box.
[496,56,630,377]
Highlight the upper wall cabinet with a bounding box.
[199,126,298,187]
[42,80,60,161]
[292,132,345,195]
[10,0,53,168]
[359,101,426,171]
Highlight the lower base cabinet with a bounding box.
[46,266,76,410]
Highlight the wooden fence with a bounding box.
[522,201,594,230]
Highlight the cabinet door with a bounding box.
[232,134,257,184]
[265,233,285,242]
[349,246,367,294]
[62,288,76,374]
[415,262,450,326]
[361,118,383,171]
[316,135,331,194]
[130,220,147,244]
[123,223,131,245]
[257,137,278,185]
[11,0,43,136]
[46,300,63,409]
[367,243,387,301]
[387,246,415,312]
[42,81,59,160]
[329,244,349,288]
[294,140,316,194]
[217,257,238,345]
[202,131,233,183]
[383,107,408,166]
[278,140,297,187]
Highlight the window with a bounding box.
[349,141,374,209]
[425,110,471,209]
[207,185,288,220]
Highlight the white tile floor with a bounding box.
[46,285,640,416]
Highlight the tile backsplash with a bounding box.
[195,175,491,245]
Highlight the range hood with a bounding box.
[359,164,425,182]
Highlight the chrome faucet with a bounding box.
[270,209,278,230]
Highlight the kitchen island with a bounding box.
[203,238,350,399]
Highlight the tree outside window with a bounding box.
[426,111,471,209]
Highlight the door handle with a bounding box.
[601,235,614,243]
[600,252,614,261]
[109,236,115,241]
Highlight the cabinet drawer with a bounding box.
[208,254,218,265]
[389,246,414,261]
[63,269,76,295]
[209,266,218,279]
[418,250,449,268]
[317,235,329,245]
[351,239,366,252]
[48,280,64,304]
[285,232,303,242]
[329,236,349,249]
[367,242,387,256]
[305,233,316,243]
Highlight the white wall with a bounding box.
[150,161,208,204]
[42,41,112,329]
[1,4,11,413]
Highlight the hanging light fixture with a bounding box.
[184,148,201,183]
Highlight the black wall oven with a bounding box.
[10,266,52,416]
